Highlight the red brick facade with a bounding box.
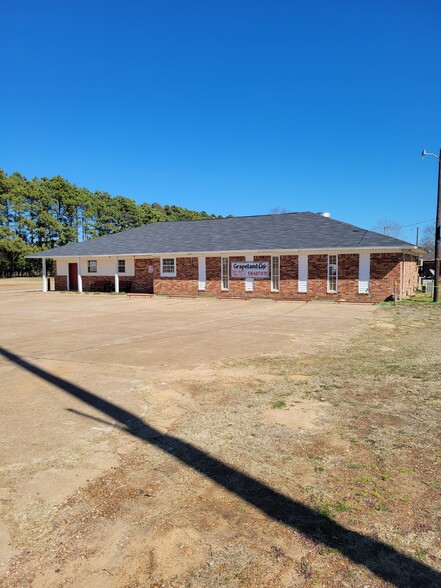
[54,253,419,302]
[133,258,155,293]
[54,275,67,291]
[402,253,419,297]
[154,257,198,295]
[369,253,402,301]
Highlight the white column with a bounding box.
[114,257,119,293]
[358,253,370,294]
[298,254,308,292]
[77,257,83,293]
[42,258,47,292]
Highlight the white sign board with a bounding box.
[231,261,269,279]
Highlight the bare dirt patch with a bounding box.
[263,399,328,431]
[0,295,440,586]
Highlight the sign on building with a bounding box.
[231,261,269,279]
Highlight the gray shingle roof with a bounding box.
[28,212,417,258]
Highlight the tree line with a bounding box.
[0,169,224,277]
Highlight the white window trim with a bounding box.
[327,254,338,293]
[118,259,126,274]
[271,255,280,292]
[221,257,229,291]
[160,257,177,277]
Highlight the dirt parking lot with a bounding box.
[0,291,372,466]
[0,287,440,587]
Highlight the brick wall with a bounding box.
[53,252,418,302]
[152,253,415,302]
[307,255,328,299]
[402,254,419,297]
[133,258,154,293]
[205,257,222,295]
[252,255,272,297]
[154,257,198,295]
[228,256,247,296]
[54,275,67,291]
[369,253,402,301]
[337,254,359,300]
[81,276,113,291]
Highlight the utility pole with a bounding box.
[435,148,441,302]
[422,148,441,303]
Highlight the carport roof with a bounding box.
[27,212,418,258]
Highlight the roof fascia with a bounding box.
[28,245,420,259]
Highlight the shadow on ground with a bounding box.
[1,346,439,588]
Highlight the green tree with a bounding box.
[0,167,224,276]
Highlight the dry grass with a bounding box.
[0,277,41,290]
[2,301,440,587]
[199,302,441,586]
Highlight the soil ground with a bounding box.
[0,283,440,587]
[0,277,41,292]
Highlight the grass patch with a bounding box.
[219,303,441,585]
[271,400,286,409]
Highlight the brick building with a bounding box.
[28,212,420,302]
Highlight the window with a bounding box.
[161,258,176,277]
[271,256,280,292]
[221,257,229,290]
[88,260,97,273]
[327,255,338,293]
[118,259,126,274]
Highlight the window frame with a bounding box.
[271,255,280,292]
[160,257,176,277]
[221,257,229,291]
[327,254,338,293]
[88,260,97,274]
[117,259,126,274]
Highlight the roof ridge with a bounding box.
[145,211,312,226]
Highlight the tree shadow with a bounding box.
[1,346,439,587]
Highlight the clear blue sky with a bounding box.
[1,0,440,242]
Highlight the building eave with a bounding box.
[26,245,422,259]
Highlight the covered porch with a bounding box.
[41,256,153,294]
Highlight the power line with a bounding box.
[400,218,436,228]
